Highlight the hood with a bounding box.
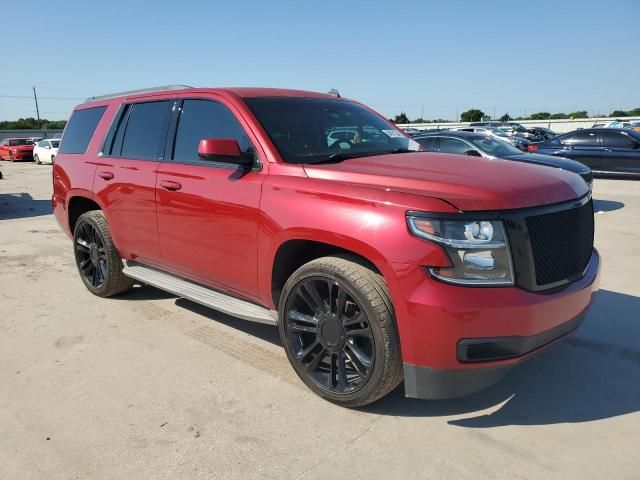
[503,153,590,175]
[303,152,589,211]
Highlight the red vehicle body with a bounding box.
[52,86,600,405]
[0,138,34,161]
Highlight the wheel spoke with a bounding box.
[76,238,91,253]
[289,309,317,325]
[336,288,347,319]
[304,347,327,373]
[91,265,99,286]
[343,311,365,327]
[346,327,372,338]
[327,353,337,387]
[289,323,317,334]
[304,282,326,313]
[346,342,372,368]
[344,348,367,378]
[79,258,91,269]
[296,339,319,361]
[337,351,349,390]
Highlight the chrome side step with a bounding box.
[122,261,278,326]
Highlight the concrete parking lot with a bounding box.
[1,161,639,480]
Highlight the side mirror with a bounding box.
[46,145,51,150]
[464,149,482,157]
[197,139,254,167]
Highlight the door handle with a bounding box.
[97,171,114,180]
[160,180,182,191]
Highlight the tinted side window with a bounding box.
[601,131,637,148]
[561,131,599,146]
[416,137,438,151]
[439,137,472,154]
[58,106,107,154]
[173,99,252,163]
[119,101,171,159]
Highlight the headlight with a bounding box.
[407,216,514,286]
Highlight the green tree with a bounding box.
[568,111,589,119]
[610,110,631,117]
[499,113,512,122]
[460,109,485,122]
[550,113,567,119]
[412,117,427,124]
[529,112,551,120]
[392,112,410,124]
[629,107,640,116]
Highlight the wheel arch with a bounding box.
[68,195,102,233]
[267,235,390,310]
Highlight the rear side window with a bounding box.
[172,99,253,163]
[120,101,172,159]
[59,106,107,154]
[601,131,637,148]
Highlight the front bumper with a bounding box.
[388,249,600,399]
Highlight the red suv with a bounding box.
[53,86,599,407]
[0,138,34,161]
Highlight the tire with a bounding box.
[34,154,40,165]
[278,255,402,407]
[9,153,14,162]
[51,154,55,164]
[73,210,135,297]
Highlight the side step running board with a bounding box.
[122,261,278,326]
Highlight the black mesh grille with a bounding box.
[525,200,594,286]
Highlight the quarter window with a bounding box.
[416,137,438,151]
[59,106,107,154]
[172,99,253,163]
[120,101,172,159]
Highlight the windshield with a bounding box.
[245,97,420,164]
[8,139,31,146]
[51,140,60,148]
[488,128,510,137]
[469,135,522,156]
[509,124,527,132]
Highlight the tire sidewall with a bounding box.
[278,262,391,406]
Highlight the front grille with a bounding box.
[525,200,594,286]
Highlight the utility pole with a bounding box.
[32,86,41,128]
[421,104,424,122]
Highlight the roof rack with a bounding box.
[84,85,194,103]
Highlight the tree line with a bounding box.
[391,107,640,124]
[0,117,67,130]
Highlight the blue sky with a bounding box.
[2,0,638,121]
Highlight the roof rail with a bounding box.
[84,85,194,103]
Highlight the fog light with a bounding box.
[463,250,494,270]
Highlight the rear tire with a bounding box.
[278,255,402,407]
[73,210,135,297]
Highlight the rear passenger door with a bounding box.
[94,100,172,263]
[600,130,640,175]
[557,130,603,170]
[155,97,265,301]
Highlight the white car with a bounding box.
[591,120,633,129]
[33,139,60,164]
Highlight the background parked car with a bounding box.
[0,138,34,161]
[592,120,633,129]
[529,128,640,177]
[414,130,592,186]
[469,121,536,139]
[629,120,640,132]
[33,139,60,164]
[526,127,559,141]
[453,126,531,151]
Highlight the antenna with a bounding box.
[328,88,341,98]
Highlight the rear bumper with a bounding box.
[388,249,600,399]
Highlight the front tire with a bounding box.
[73,210,135,297]
[34,154,40,165]
[278,255,402,407]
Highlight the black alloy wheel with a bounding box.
[279,255,402,407]
[75,221,108,289]
[72,210,134,297]
[285,277,375,394]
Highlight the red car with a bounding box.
[0,138,34,161]
[52,86,600,407]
